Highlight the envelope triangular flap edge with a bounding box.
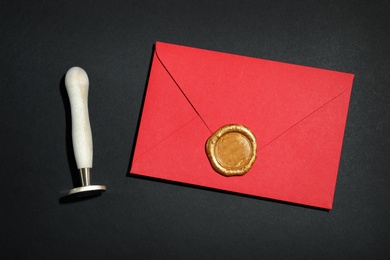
[154,41,353,149]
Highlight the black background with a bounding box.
[1,0,389,259]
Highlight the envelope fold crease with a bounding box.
[155,49,212,133]
[258,87,351,151]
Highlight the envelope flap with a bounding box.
[155,41,354,148]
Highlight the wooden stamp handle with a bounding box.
[65,67,93,169]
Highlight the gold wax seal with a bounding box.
[206,124,257,177]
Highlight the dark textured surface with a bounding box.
[1,0,389,258]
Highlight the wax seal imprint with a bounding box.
[206,124,257,177]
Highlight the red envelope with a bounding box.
[130,41,354,209]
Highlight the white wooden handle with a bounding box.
[65,67,93,169]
